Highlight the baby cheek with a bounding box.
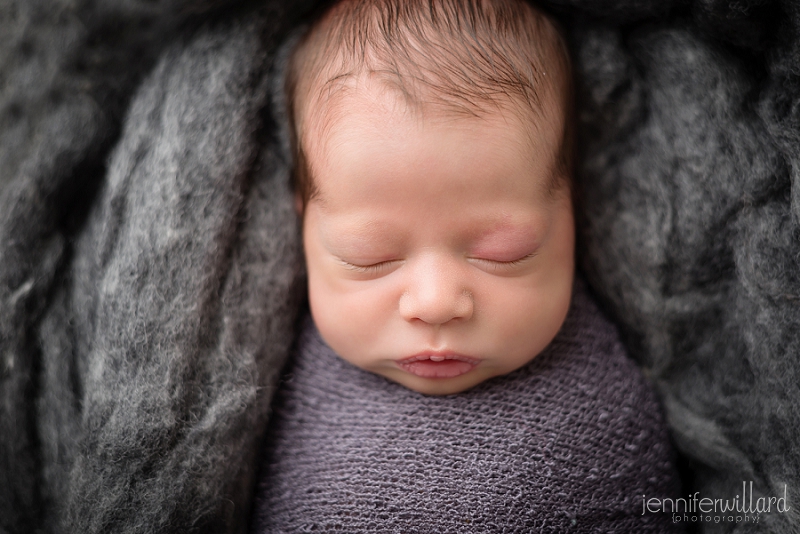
[308,274,392,364]
[488,284,541,336]
[308,285,361,364]
[483,279,567,361]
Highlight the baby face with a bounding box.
[299,78,574,395]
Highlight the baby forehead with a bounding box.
[303,106,561,216]
[300,77,561,168]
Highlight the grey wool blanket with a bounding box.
[251,278,681,533]
[2,0,800,533]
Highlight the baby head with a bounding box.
[287,0,575,395]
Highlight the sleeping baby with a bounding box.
[251,0,682,531]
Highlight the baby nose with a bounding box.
[398,257,474,325]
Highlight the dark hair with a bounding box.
[287,0,574,206]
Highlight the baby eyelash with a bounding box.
[496,252,538,265]
[339,253,536,274]
[473,252,538,271]
[339,259,395,273]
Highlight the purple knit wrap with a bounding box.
[251,278,683,533]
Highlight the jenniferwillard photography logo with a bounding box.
[642,481,791,525]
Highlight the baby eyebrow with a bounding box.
[319,224,403,259]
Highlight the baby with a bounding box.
[251,0,682,531]
[291,0,575,397]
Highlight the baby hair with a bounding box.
[287,0,574,205]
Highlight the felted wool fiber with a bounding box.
[572,7,800,533]
[0,1,313,532]
[1,0,800,533]
[251,278,681,533]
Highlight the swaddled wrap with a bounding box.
[251,278,681,533]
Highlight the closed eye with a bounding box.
[469,252,537,272]
[338,258,400,274]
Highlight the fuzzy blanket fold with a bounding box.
[1,3,309,532]
[2,0,800,533]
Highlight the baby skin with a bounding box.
[293,0,575,396]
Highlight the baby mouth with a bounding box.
[397,353,479,379]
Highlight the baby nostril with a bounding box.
[402,294,473,325]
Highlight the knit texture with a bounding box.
[251,278,681,533]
